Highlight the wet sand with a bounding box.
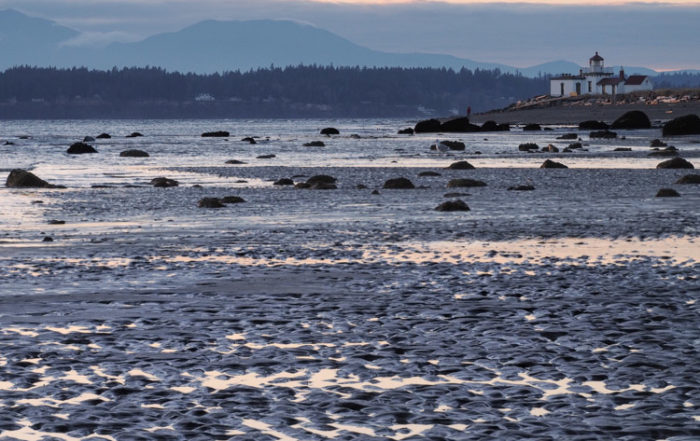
[1,121,699,440]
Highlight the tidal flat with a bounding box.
[1,119,699,440]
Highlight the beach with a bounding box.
[1,118,699,440]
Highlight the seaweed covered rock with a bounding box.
[447,178,486,188]
[656,157,694,169]
[120,149,149,157]
[447,161,475,170]
[541,159,568,169]
[611,111,651,129]
[320,127,339,135]
[151,177,179,187]
[579,120,608,130]
[662,114,700,136]
[198,197,225,208]
[589,130,617,139]
[6,169,62,188]
[67,142,97,154]
[202,131,229,137]
[676,174,700,184]
[414,119,442,133]
[383,177,415,189]
[655,188,680,197]
[435,199,470,212]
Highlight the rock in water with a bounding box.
[655,188,680,197]
[273,178,294,186]
[383,177,415,189]
[151,177,179,187]
[662,114,700,136]
[518,143,539,152]
[447,161,475,170]
[447,178,486,188]
[508,185,535,191]
[480,121,509,131]
[414,119,441,133]
[440,117,480,133]
[96,133,111,139]
[202,131,229,137]
[676,174,700,184]
[589,130,617,139]
[435,199,470,211]
[579,120,608,130]
[225,159,246,164]
[320,127,339,135]
[543,144,559,152]
[67,142,97,154]
[440,140,466,151]
[306,175,337,185]
[611,111,651,129]
[198,197,224,208]
[120,149,149,157]
[419,171,442,177]
[523,123,541,131]
[221,196,246,203]
[541,159,568,169]
[83,136,95,142]
[304,141,325,147]
[650,139,667,147]
[242,137,256,144]
[656,157,694,169]
[398,128,414,135]
[6,169,61,188]
[257,154,276,159]
[126,132,143,138]
[557,133,578,140]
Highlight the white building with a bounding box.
[550,52,652,97]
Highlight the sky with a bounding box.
[1,0,699,70]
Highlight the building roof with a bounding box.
[625,75,648,86]
[597,77,623,86]
[590,52,604,62]
[551,75,585,80]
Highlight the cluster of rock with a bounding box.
[198,196,246,208]
[414,117,508,134]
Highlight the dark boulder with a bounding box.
[221,196,246,204]
[320,127,340,135]
[398,128,414,135]
[447,161,475,170]
[83,136,95,142]
[656,157,694,169]
[676,174,700,184]
[589,130,617,139]
[6,169,62,188]
[257,154,276,159]
[304,141,325,147]
[225,159,246,164]
[655,188,680,197]
[480,120,509,131]
[440,117,480,132]
[242,137,256,144]
[579,120,609,130]
[556,133,578,140]
[518,143,539,152]
[202,131,229,137]
[447,178,486,188]
[48,219,65,225]
[96,133,111,139]
[306,175,337,186]
[418,171,442,177]
[119,149,149,157]
[67,142,97,154]
[543,144,559,152]
[508,185,535,191]
[274,178,294,186]
[151,177,179,187]
[198,197,224,208]
[540,159,568,169]
[383,177,415,189]
[440,140,466,151]
[435,199,470,212]
[650,139,667,147]
[523,123,541,131]
[568,142,583,149]
[611,111,651,129]
[126,132,143,138]
[414,119,442,133]
[662,114,700,136]
[614,147,632,152]
[43,236,54,242]
[648,148,678,157]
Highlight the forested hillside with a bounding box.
[0,66,547,118]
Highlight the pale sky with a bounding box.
[1,0,699,69]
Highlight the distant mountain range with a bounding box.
[0,9,696,77]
